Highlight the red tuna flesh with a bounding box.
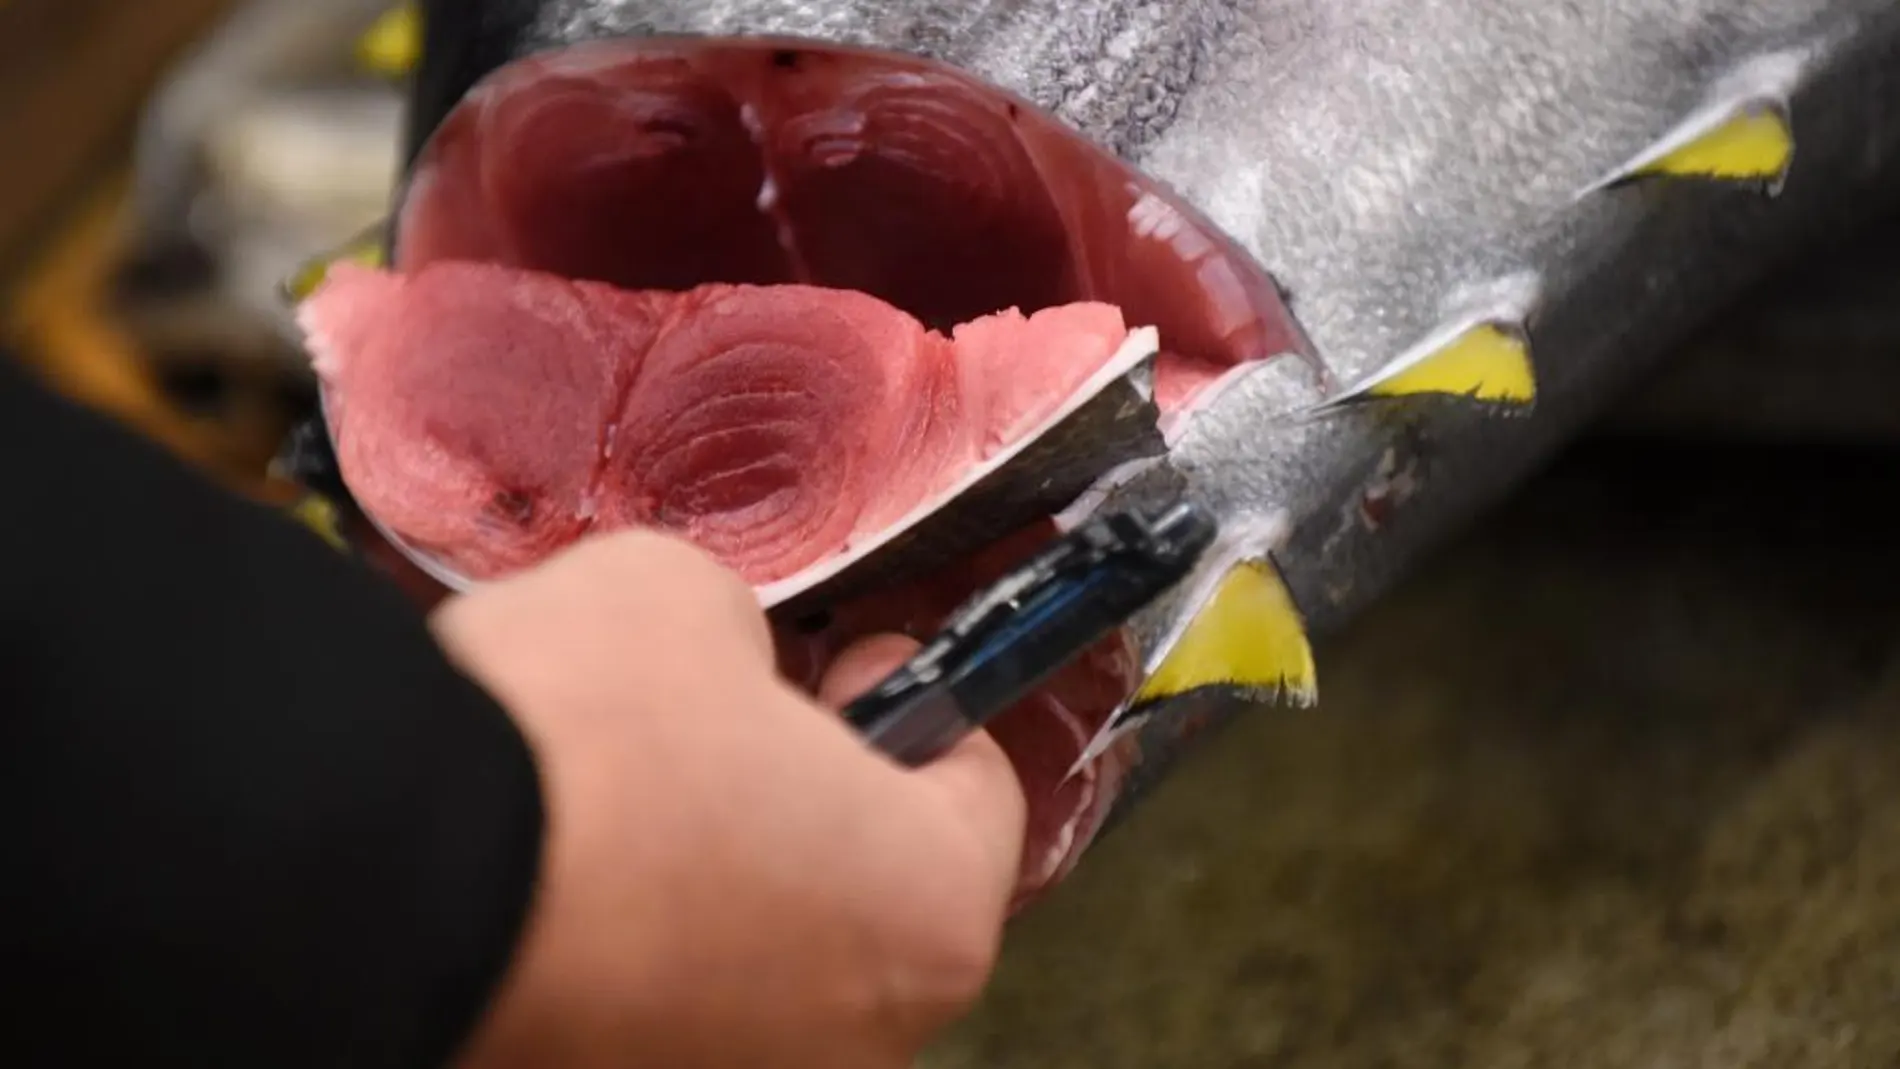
[301,260,1132,585]
[395,42,1311,423]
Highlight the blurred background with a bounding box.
[7,2,1900,1065]
[3,0,409,498]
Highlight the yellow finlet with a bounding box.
[1626,103,1794,187]
[1133,559,1317,706]
[357,5,423,78]
[1581,49,1807,198]
[1340,322,1537,406]
[285,493,350,553]
[1068,535,1312,777]
[281,225,388,305]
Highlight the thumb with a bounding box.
[907,730,1027,905]
[815,632,922,709]
[818,635,1027,894]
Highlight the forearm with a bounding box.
[0,354,543,1067]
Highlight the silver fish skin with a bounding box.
[403,0,1900,822]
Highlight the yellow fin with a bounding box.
[281,225,388,305]
[357,5,422,78]
[1134,559,1316,706]
[285,494,349,552]
[1352,322,1537,404]
[1631,104,1793,185]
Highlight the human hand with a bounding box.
[431,531,1027,1069]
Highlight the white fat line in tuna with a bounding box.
[740,101,818,283]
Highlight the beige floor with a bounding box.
[927,439,1900,1069]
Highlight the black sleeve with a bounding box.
[0,353,545,1069]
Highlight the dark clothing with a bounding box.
[0,354,543,1067]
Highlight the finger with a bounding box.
[820,632,1026,882]
[911,729,1028,898]
[557,530,775,664]
[816,633,921,709]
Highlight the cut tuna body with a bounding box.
[298,0,1900,912]
[291,32,1316,908]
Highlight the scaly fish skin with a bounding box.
[393,0,1900,874]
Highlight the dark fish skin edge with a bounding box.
[402,0,542,167]
[275,1,1900,857]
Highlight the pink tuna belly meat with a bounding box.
[300,261,655,576]
[599,283,965,582]
[300,259,1133,586]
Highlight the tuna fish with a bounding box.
[279,0,1900,907]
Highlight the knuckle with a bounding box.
[571,528,707,577]
[560,529,770,656]
[567,530,754,606]
[942,916,1005,999]
[863,928,997,1059]
[907,908,1005,1012]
